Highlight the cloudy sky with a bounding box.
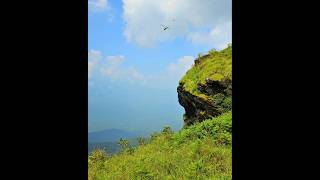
[88,0,231,133]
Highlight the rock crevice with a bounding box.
[177,79,232,126]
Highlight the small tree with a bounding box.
[118,138,135,154]
[150,132,160,142]
[118,138,129,152]
[137,136,146,146]
[88,148,108,179]
[162,126,173,135]
[162,126,174,140]
[88,148,108,168]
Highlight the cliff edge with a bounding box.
[178,45,232,126]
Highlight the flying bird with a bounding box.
[161,24,169,31]
[161,19,176,31]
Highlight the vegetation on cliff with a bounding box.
[180,45,232,100]
[178,46,232,125]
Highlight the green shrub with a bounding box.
[88,148,108,180]
[174,112,232,145]
[137,136,146,146]
[221,96,232,111]
[118,138,135,154]
[162,126,174,135]
[212,93,225,105]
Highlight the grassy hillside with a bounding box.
[89,112,232,179]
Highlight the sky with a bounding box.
[88,0,232,134]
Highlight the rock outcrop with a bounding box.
[177,45,232,126]
[178,78,232,126]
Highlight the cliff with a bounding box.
[178,45,232,126]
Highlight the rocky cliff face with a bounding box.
[177,46,232,126]
[178,78,232,126]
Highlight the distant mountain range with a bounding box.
[88,141,120,155]
[88,129,148,154]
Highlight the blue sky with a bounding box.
[88,0,231,133]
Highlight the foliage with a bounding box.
[180,46,232,99]
[118,138,135,154]
[162,126,174,135]
[88,148,108,179]
[88,142,120,155]
[118,138,129,152]
[137,136,146,146]
[174,112,232,146]
[221,96,232,111]
[89,112,232,180]
[212,93,232,113]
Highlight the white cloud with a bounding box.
[167,56,194,77]
[106,55,124,66]
[88,50,196,86]
[88,51,145,82]
[140,55,195,88]
[100,55,148,82]
[88,50,103,79]
[88,0,108,12]
[122,0,231,48]
[187,21,231,50]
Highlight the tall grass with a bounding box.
[89,112,232,180]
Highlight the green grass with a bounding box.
[88,112,232,180]
[180,45,232,99]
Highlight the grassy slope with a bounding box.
[89,112,232,179]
